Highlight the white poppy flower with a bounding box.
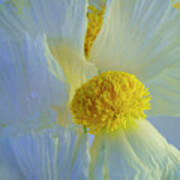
[0,0,180,179]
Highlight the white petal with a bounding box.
[0,33,67,134]
[149,116,180,150]
[48,43,98,101]
[0,138,25,180]
[0,126,89,180]
[89,0,180,81]
[145,62,180,116]
[89,134,109,180]
[0,0,98,103]
[88,0,107,7]
[90,120,180,179]
[0,0,87,53]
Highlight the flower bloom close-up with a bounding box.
[0,0,180,179]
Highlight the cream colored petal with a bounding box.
[145,62,180,116]
[0,138,24,180]
[0,0,87,52]
[0,33,68,134]
[89,0,180,81]
[0,0,91,69]
[45,36,97,126]
[0,126,89,180]
[90,119,180,179]
[48,43,98,101]
[89,134,108,180]
[149,116,180,150]
[42,1,98,104]
[88,0,106,6]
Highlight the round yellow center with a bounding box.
[71,71,151,134]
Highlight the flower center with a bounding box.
[71,71,151,134]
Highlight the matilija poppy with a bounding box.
[0,0,180,179]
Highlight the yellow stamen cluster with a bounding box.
[84,4,105,58]
[71,72,151,134]
[173,2,180,9]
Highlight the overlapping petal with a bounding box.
[149,116,180,150]
[0,126,89,180]
[0,138,24,180]
[0,0,87,51]
[90,119,180,179]
[0,33,67,134]
[89,0,180,80]
[145,62,180,116]
[47,44,97,101]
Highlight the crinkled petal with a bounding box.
[0,138,25,180]
[90,119,180,179]
[149,116,180,150]
[145,62,180,116]
[0,33,68,134]
[89,0,180,82]
[0,0,87,51]
[0,126,89,180]
[0,0,98,97]
[36,0,98,101]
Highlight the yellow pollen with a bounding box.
[84,4,105,58]
[173,2,180,9]
[71,72,151,134]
